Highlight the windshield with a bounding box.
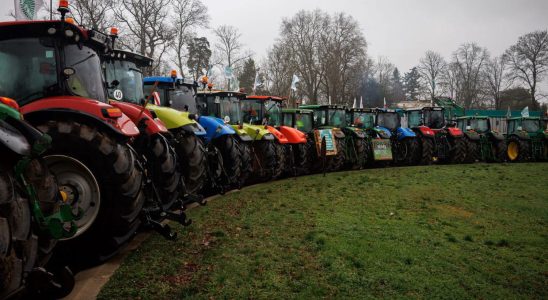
[241,99,264,125]
[0,38,58,105]
[352,112,375,128]
[406,110,422,127]
[220,96,242,124]
[424,110,445,129]
[169,85,197,113]
[104,60,144,104]
[64,44,106,102]
[327,109,346,127]
[265,100,282,127]
[296,113,313,132]
[522,119,540,133]
[470,119,489,133]
[376,112,400,130]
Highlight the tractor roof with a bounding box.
[196,90,246,97]
[376,108,399,113]
[299,104,347,110]
[282,108,313,114]
[108,49,153,68]
[348,108,375,113]
[456,116,489,120]
[507,116,541,121]
[144,76,196,87]
[246,95,284,102]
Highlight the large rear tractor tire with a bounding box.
[214,135,241,188]
[252,140,278,182]
[145,134,180,211]
[273,142,285,180]
[351,137,367,169]
[238,141,253,187]
[490,139,507,163]
[506,136,530,162]
[447,137,466,164]
[400,138,419,166]
[0,168,36,299]
[293,142,310,176]
[172,131,208,195]
[417,137,433,165]
[36,120,145,269]
[464,138,480,163]
[330,137,346,172]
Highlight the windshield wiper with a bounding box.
[69,53,96,67]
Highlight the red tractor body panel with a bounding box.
[416,125,435,137]
[109,101,168,135]
[278,125,307,144]
[446,127,464,137]
[20,96,140,136]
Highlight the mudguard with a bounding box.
[332,128,345,139]
[512,131,530,140]
[267,126,289,144]
[413,126,435,138]
[146,104,196,130]
[0,103,21,120]
[0,119,31,155]
[343,127,366,139]
[278,125,307,144]
[230,125,253,141]
[446,127,464,138]
[374,126,392,138]
[197,116,236,143]
[396,127,416,141]
[489,131,505,141]
[239,123,274,140]
[110,100,168,135]
[464,130,480,141]
[21,96,140,137]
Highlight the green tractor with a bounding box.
[347,108,393,166]
[196,89,281,182]
[456,116,507,163]
[506,116,547,162]
[298,104,368,171]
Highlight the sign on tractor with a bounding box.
[315,129,337,156]
[372,139,393,160]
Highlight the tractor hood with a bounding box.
[396,127,416,140]
[109,100,168,135]
[239,123,275,140]
[277,125,307,144]
[146,104,205,136]
[267,126,289,144]
[197,115,236,143]
[375,126,392,138]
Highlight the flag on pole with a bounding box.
[253,69,263,92]
[152,91,161,106]
[383,97,387,108]
[352,98,357,109]
[506,106,511,118]
[14,0,43,20]
[329,96,332,105]
[521,106,529,117]
[360,96,363,109]
[290,74,300,91]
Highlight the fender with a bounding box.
[489,130,505,141]
[512,131,530,140]
[0,103,21,120]
[146,104,196,130]
[464,130,480,141]
[197,115,236,143]
[332,128,345,139]
[241,123,274,140]
[278,126,307,144]
[267,126,289,144]
[229,125,253,141]
[396,127,416,141]
[413,126,435,138]
[446,127,464,138]
[373,126,391,139]
[343,127,366,139]
[21,96,139,137]
[0,119,31,155]
[110,100,167,135]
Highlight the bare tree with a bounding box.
[505,30,548,109]
[440,62,460,100]
[213,25,251,69]
[171,0,208,77]
[264,43,294,97]
[113,0,175,74]
[376,56,395,102]
[482,55,512,109]
[418,50,446,101]
[452,43,489,108]
[69,0,114,31]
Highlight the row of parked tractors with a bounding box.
[1,5,547,299]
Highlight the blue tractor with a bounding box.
[375,108,419,165]
[143,76,241,193]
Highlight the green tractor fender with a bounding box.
[464,130,481,141]
[331,128,346,139]
[489,131,505,141]
[240,123,275,140]
[146,104,196,130]
[342,127,366,139]
[512,130,531,140]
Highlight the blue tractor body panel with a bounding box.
[197,115,236,143]
[396,127,416,141]
[375,126,392,138]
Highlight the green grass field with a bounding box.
[99,163,548,299]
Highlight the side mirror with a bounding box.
[110,79,120,88]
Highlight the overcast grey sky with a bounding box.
[1,0,547,75]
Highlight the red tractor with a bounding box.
[405,107,466,164]
[244,96,309,176]
[0,11,144,267]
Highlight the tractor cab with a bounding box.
[299,104,347,129]
[144,76,199,113]
[282,108,314,133]
[457,116,507,163]
[456,116,491,134]
[196,90,245,125]
[406,107,446,129]
[348,108,376,129]
[506,116,547,162]
[104,50,152,105]
[507,117,545,136]
[242,95,283,127]
[375,109,402,132]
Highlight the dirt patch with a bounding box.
[434,204,473,218]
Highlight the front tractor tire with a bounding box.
[506,136,530,162]
[36,120,145,269]
[464,138,480,163]
[490,139,507,163]
[171,130,208,196]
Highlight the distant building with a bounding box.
[393,100,432,109]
